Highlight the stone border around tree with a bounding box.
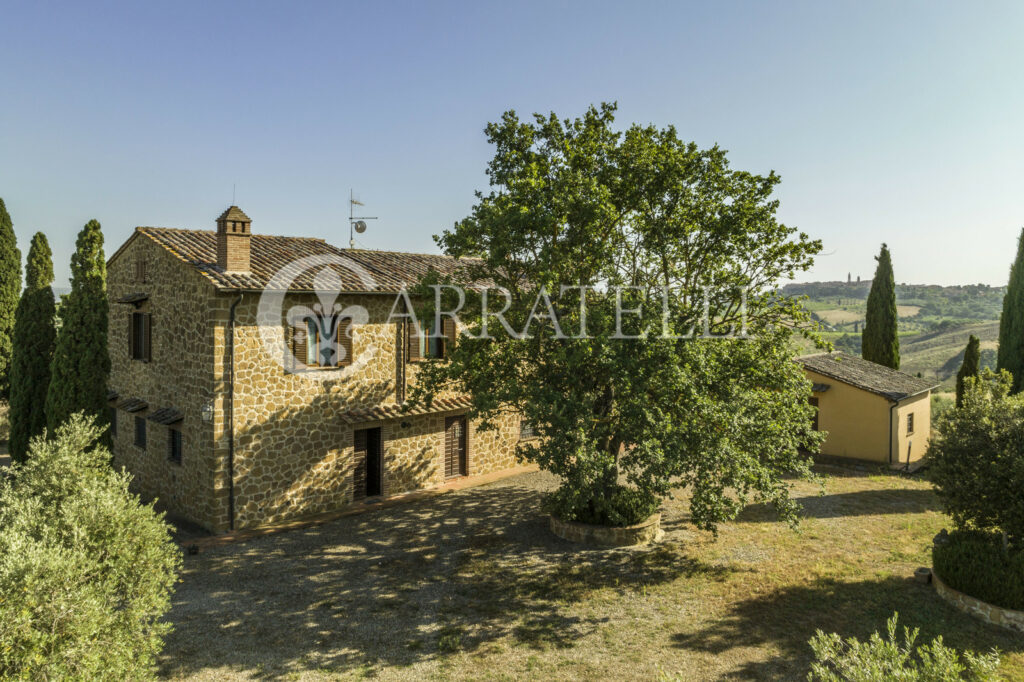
[933,569,1024,634]
[549,512,662,547]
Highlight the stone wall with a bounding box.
[933,570,1024,634]
[223,292,523,530]
[107,233,221,528]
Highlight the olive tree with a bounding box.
[0,414,181,679]
[410,104,823,531]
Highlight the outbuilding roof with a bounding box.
[126,227,480,293]
[796,352,938,401]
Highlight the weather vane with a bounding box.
[348,190,378,248]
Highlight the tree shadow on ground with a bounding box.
[736,488,942,523]
[161,475,731,679]
[672,575,1023,680]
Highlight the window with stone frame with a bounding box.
[407,318,456,361]
[519,420,537,440]
[134,258,147,283]
[168,427,182,465]
[130,312,152,362]
[290,315,353,368]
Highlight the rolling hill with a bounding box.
[786,281,1004,390]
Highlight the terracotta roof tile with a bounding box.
[339,396,473,424]
[135,227,480,293]
[797,352,938,401]
[117,397,149,413]
[147,407,184,425]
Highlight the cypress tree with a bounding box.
[45,220,109,437]
[997,228,1024,393]
[861,243,900,369]
[9,233,57,462]
[955,334,981,408]
[0,199,23,399]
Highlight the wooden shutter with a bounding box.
[353,429,368,501]
[144,314,152,362]
[337,317,353,366]
[291,321,307,366]
[444,416,466,478]
[407,320,422,362]
[129,313,134,358]
[444,418,455,478]
[442,317,456,358]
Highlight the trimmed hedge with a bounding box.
[933,529,1024,611]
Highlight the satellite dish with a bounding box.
[354,220,367,234]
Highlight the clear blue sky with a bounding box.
[2,1,1023,288]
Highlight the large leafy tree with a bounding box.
[9,233,57,462]
[411,104,824,531]
[0,199,22,399]
[955,334,981,408]
[997,228,1024,393]
[862,243,899,369]
[45,220,109,437]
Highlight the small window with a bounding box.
[168,428,182,464]
[134,416,147,449]
[907,412,915,435]
[291,315,352,368]
[109,408,117,437]
[130,312,152,362]
[809,397,820,432]
[519,420,536,440]
[134,259,147,283]
[408,318,455,361]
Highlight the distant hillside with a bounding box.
[787,281,1005,391]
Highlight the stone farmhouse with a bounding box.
[106,206,528,533]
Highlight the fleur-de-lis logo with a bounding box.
[257,254,379,380]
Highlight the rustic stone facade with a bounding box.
[107,223,526,533]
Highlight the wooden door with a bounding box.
[353,427,383,500]
[365,428,382,497]
[444,416,467,478]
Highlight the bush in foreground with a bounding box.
[928,370,1024,541]
[933,529,1024,611]
[808,613,1000,681]
[0,414,181,680]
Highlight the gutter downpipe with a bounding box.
[227,294,243,531]
[888,399,899,467]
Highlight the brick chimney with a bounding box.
[216,206,251,273]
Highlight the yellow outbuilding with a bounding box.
[797,352,938,468]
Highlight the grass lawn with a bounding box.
[162,468,1024,681]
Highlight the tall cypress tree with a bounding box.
[997,228,1024,393]
[45,220,109,436]
[0,199,23,399]
[955,334,981,408]
[9,233,57,462]
[861,243,900,369]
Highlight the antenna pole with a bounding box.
[348,189,378,249]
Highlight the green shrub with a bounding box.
[928,370,1024,540]
[544,483,660,527]
[808,612,1000,681]
[0,414,181,680]
[933,530,1024,611]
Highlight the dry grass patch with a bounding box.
[161,469,1023,681]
